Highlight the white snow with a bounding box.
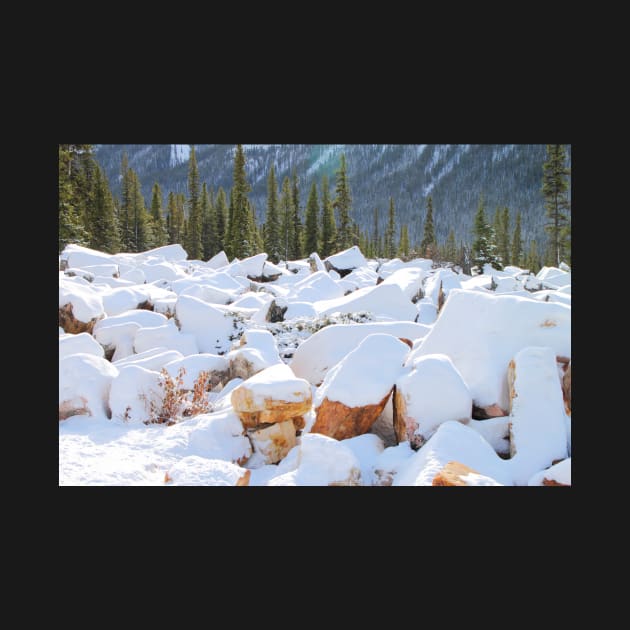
[314,334,410,408]
[133,321,199,356]
[59,332,104,359]
[380,267,425,301]
[231,363,310,406]
[407,289,571,410]
[325,245,367,270]
[527,457,571,486]
[467,417,510,455]
[341,434,385,486]
[109,364,162,424]
[113,347,184,371]
[164,353,229,390]
[59,277,104,323]
[165,457,249,486]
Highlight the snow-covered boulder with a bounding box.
[179,283,235,306]
[407,289,571,412]
[165,456,250,486]
[468,417,511,456]
[109,364,162,424]
[206,250,229,269]
[380,267,425,302]
[59,332,104,360]
[291,321,429,386]
[114,347,184,372]
[101,287,152,317]
[341,434,385,486]
[394,421,513,486]
[292,270,344,303]
[59,277,105,333]
[133,320,199,356]
[536,266,571,290]
[371,442,415,486]
[134,243,188,262]
[248,419,298,465]
[506,346,569,485]
[527,458,571,486]
[268,433,361,486]
[61,244,113,269]
[59,353,118,420]
[416,298,438,325]
[312,334,410,440]
[394,354,472,449]
[139,260,185,283]
[431,461,504,486]
[164,354,229,390]
[324,245,367,276]
[231,363,312,428]
[227,329,282,380]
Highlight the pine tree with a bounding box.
[58,144,90,251]
[229,144,253,259]
[75,150,98,244]
[398,224,410,257]
[248,201,263,254]
[201,183,218,260]
[167,191,183,244]
[471,194,502,272]
[385,197,396,258]
[289,170,302,259]
[445,229,457,263]
[90,166,120,253]
[264,165,281,262]
[542,144,571,266]
[372,207,380,257]
[320,174,336,257]
[150,182,167,247]
[185,146,203,259]
[214,187,228,254]
[333,154,353,250]
[279,176,292,261]
[130,169,149,252]
[526,239,541,274]
[420,196,437,259]
[499,207,510,267]
[118,153,134,250]
[304,181,319,256]
[511,211,523,267]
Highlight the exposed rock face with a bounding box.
[236,470,251,486]
[248,420,297,465]
[432,461,481,486]
[542,478,569,486]
[311,391,392,441]
[562,361,571,414]
[266,300,287,323]
[58,303,101,334]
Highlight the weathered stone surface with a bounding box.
[432,461,480,486]
[311,390,392,441]
[236,470,251,486]
[562,360,571,415]
[472,403,508,420]
[248,420,297,465]
[542,478,569,486]
[58,303,100,334]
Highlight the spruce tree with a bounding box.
[167,191,180,244]
[118,153,134,250]
[279,176,292,261]
[372,207,380,257]
[398,224,410,257]
[214,187,228,254]
[229,144,253,259]
[130,170,149,252]
[420,196,437,258]
[542,144,571,266]
[499,207,510,267]
[320,174,336,257]
[304,181,319,256]
[201,183,218,260]
[333,154,353,250]
[150,182,167,247]
[264,165,281,262]
[58,144,90,251]
[90,166,120,253]
[186,146,203,259]
[526,240,540,274]
[511,211,523,267]
[471,194,502,272]
[445,229,457,263]
[385,197,396,258]
[288,170,302,259]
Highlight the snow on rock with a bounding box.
[369,396,397,446]
[378,257,433,279]
[109,364,162,424]
[394,421,513,486]
[227,329,282,380]
[81,263,119,277]
[164,354,229,390]
[292,270,344,302]
[59,332,104,360]
[291,321,429,385]
[179,283,236,306]
[341,434,385,486]
[165,456,250,486]
[416,298,438,325]
[231,291,274,310]
[424,268,461,308]
[506,346,569,486]
[337,266,379,292]
[175,294,242,354]
[134,244,188,262]
[248,419,298,465]
[59,277,105,333]
[61,244,113,269]
[372,442,415,486]
[309,252,326,272]
[283,301,318,320]
[59,353,118,420]
[312,334,410,440]
[231,363,312,428]
[527,458,571,486]
[138,260,185,283]
[324,245,367,274]
[431,461,504,486]
[268,433,361,486]
[394,354,472,449]
[536,266,571,290]
[380,267,425,301]
[206,250,230,269]
[227,253,268,279]
[133,320,199,356]
[315,282,418,322]
[101,287,151,317]
[407,289,571,411]
[468,417,511,456]
[113,347,184,372]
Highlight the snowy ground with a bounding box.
[59,244,571,486]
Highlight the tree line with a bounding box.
[59,144,570,274]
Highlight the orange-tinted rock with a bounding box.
[392,385,423,449]
[432,461,481,486]
[236,470,251,486]
[542,478,570,487]
[58,303,100,334]
[248,420,297,464]
[311,390,392,441]
[562,361,571,415]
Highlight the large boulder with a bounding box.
[324,245,367,277]
[311,334,410,440]
[59,332,104,360]
[231,363,312,429]
[164,456,250,486]
[431,461,504,486]
[393,353,472,449]
[248,419,297,465]
[227,329,282,381]
[59,278,105,334]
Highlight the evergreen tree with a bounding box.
[185,146,203,259]
[420,196,436,258]
[264,165,281,262]
[333,154,353,250]
[499,207,510,267]
[398,224,410,257]
[248,200,263,254]
[526,239,541,274]
[118,153,134,250]
[304,181,319,256]
[226,188,235,258]
[150,182,167,247]
[166,191,183,244]
[130,169,149,252]
[279,176,292,261]
[511,211,523,267]
[385,197,396,258]
[75,150,98,243]
[320,174,336,257]
[289,170,302,259]
[58,144,90,251]
[542,144,571,266]
[471,194,502,272]
[90,166,120,253]
[372,207,380,257]
[214,187,228,254]
[229,144,253,258]
[445,229,457,263]
[201,183,218,260]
